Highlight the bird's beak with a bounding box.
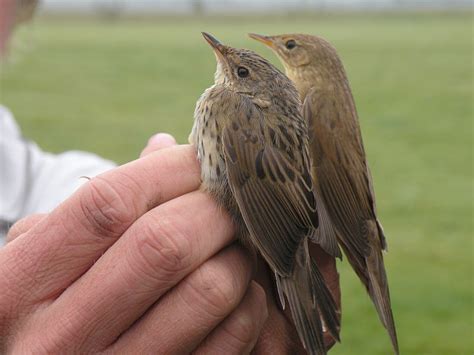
[248,33,275,49]
[202,32,228,63]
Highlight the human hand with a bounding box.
[1,134,268,354]
[143,135,342,354]
[144,135,343,354]
[3,132,340,354]
[144,134,342,354]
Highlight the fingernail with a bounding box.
[148,133,177,147]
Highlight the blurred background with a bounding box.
[1,0,472,354]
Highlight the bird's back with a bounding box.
[303,80,398,354]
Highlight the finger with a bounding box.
[140,133,177,157]
[107,245,254,354]
[194,281,268,355]
[309,243,341,348]
[0,145,201,306]
[309,242,340,301]
[6,214,46,243]
[33,191,236,353]
[252,258,305,354]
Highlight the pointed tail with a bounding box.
[366,221,399,354]
[276,241,340,355]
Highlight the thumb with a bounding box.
[140,133,177,157]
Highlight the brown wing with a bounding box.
[304,88,377,261]
[222,99,318,277]
[305,88,398,353]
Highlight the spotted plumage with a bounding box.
[189,33,341,355]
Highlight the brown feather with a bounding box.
[191,38,341,355]
[250,33,399,353]
[303,77,398,355]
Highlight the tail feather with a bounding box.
[279,274,325,354]
[339,220,398,354]
[276,241,340,355]
[366,225,399,354]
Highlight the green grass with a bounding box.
[1,12,472,354]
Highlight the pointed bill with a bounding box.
[248,33,275,49]
[202,32,228,64]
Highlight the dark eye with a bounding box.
[237,66,249,78]
[285,39,296,50]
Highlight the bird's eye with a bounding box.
[285,39,296,50]
[237,66,249,78]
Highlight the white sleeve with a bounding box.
[0,106,116,244]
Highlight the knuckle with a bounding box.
[222,283,268,349]
[225,312,256,347]
[79,176,137,238]
[134,215,192,280]
[184,264,242,319]
[202,273,237,313]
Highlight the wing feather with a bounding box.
[304,89,376,258]
[222,101,318,276]
[304,88,398,352]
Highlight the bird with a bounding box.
[189,32,341,355]
[249,33,399,354]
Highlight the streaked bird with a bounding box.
[189,32,341,355]
[250,32,399,354]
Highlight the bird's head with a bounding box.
[249,33,346,97]
[249,33,317,69]
[202,32,296,102]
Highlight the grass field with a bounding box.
[1,12,472,354]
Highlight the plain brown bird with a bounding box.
[249,33,399,354]
[189,32,341,355]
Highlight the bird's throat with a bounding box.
[286,64,349,103]
[286,66,323,101]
